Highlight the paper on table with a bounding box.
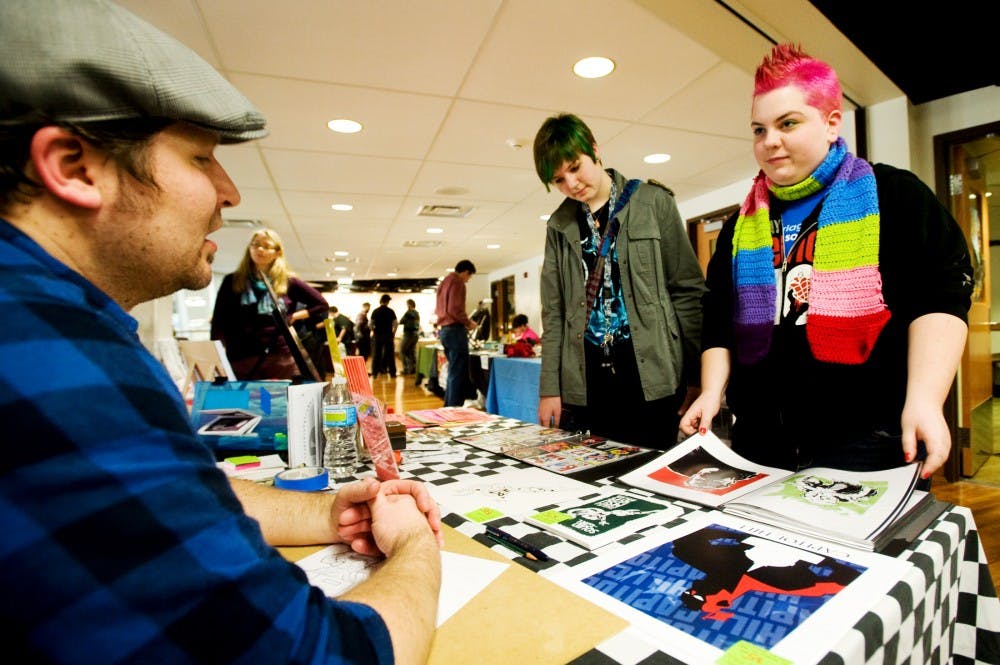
[296,545,508,627]
[425,465,594,521]
[436,551,507,626]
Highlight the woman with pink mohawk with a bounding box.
[680,44,972,482]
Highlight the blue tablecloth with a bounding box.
[485,356,541,424]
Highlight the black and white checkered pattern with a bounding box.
[370,418,1000,663]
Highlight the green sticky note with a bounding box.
[530,509,572,525]
[465,507,504,522]
[225,455,259,466]
[717,641,790,665]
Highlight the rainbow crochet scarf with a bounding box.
[731,137,890,365]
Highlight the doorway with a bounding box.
[490,275,516,340]
[934,121,1000,480]
[687,205,738,275]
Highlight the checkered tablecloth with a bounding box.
[349,417,1000,664]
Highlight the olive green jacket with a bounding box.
[539,171,706,404]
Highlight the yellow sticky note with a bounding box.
[717,641,790,665]
[465,507,504,522]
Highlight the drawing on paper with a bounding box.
[298,544,383,597]
[581,523,865,651]
[647,445,762,495]
[767,474,886,514]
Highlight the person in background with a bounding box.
[399,298,421,375]
[533,113,706,448]
[355,301,372,364]
[370,293,398,379]
[330,305,357,355]
[0,2,442,663]
[211,228,328,380]
[435,259,478,406]
[679,44,973,482]
[511,313,541,346]
[469,299,491,342]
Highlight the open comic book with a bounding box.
[451,423,569,454]
[453,424,655,476]
[503,435,655,476]
[618,431,927,551]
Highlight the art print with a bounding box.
[647,444,762,496]
[546,512,912,663]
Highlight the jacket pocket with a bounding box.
[624,217,661,305]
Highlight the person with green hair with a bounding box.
[533,113,705,448]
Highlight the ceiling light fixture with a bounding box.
[387,272,397,277]
[331,203,353,211]
[487,244,501,249]
[327,118,363,134]
[643,153,671,164]
[334,250,349,256]
[573,56,615,79]
[426,227,444,234]
[334,266,347,272]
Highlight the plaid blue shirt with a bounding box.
[0,219,392,664]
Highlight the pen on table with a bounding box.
[486,533,541,561]
[485,524,550,562]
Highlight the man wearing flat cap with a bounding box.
[0,1,441,663]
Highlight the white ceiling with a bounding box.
[118,0,902,287]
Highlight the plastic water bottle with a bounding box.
[322,377,358,476]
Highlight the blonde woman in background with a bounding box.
[211,228,328,379]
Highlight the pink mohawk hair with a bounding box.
[754,43,842,117]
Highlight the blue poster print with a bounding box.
[581,523,866,651]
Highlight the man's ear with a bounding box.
[29,126,103,209]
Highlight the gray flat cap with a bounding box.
[0,0,267,143]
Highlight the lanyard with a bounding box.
[583,178,618,348]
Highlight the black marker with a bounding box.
[485,524,550,561]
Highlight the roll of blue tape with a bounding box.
[273,467,329,492]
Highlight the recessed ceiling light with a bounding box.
[387,272,397,277]
[334,250,349,257]
[327,118,363,133]
[573,56,615,79]
[334,266,347,272]
[331,203,353,211]
[540,214,551,221]
[643,153,671,164]
[487,244,501,249]
[426,227,444,234]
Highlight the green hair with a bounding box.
[533,113,598,191]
